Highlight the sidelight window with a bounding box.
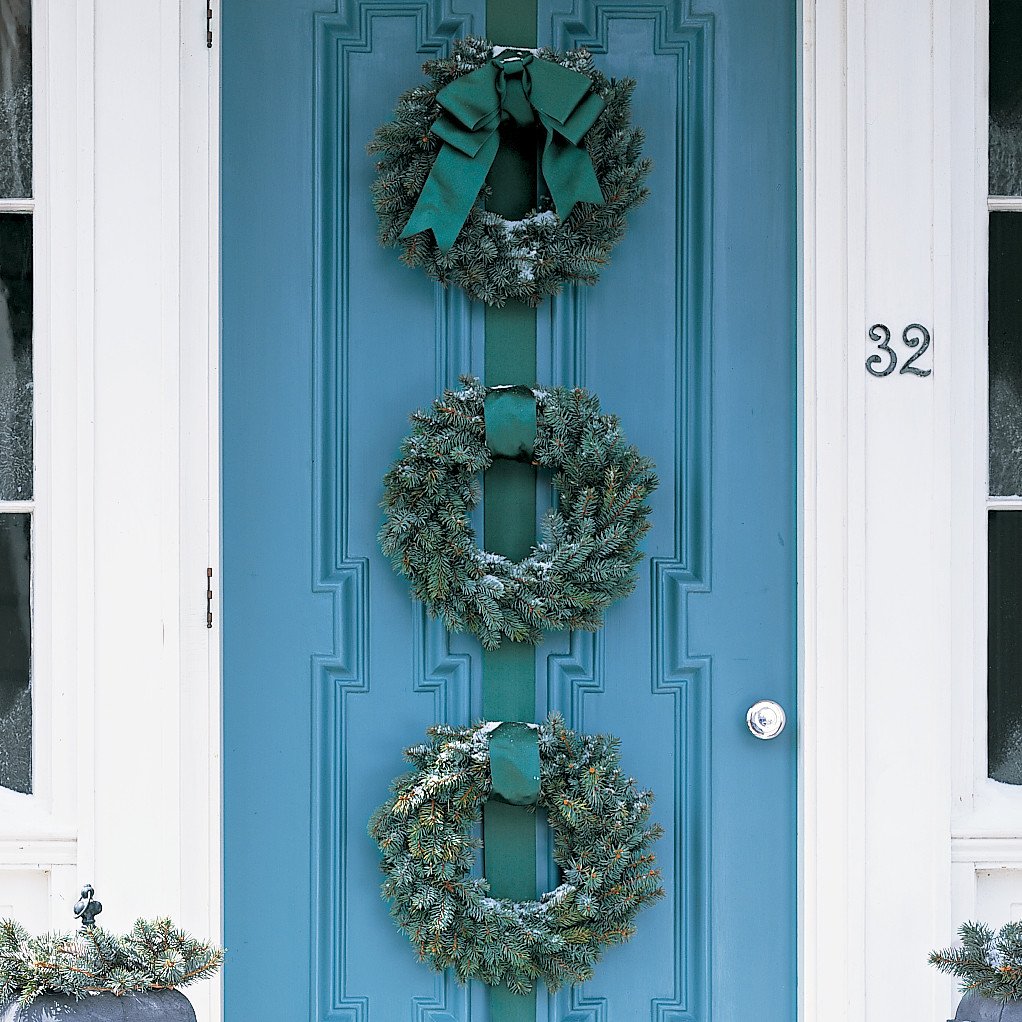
[988,0,1022,784]
[0,0,33,795]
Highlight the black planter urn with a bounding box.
[953,994,1022,1021]
[0,990,195,1021]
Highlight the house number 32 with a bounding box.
[865,323,932,378]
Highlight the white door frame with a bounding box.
[801,3,995,1019]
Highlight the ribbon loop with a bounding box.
[493,53,534,126]
[399,55,607,252]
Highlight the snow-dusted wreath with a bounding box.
[368,37,651,306]
[378,376,658,650]
[367,717,665,994]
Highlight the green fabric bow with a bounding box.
[399,52,607,252]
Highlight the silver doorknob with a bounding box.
[746,700,786,739]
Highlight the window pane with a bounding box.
[991,0,1022,196]
[0,513,30,794]
[0,212,32,500]
[989,212,1022,496]
[0,0,31,199]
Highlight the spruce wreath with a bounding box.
[378,376,658,650]
[367,717,665,994]
[368,37,652,306]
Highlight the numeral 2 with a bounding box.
[899,323,932,376]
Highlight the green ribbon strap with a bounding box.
[484,385,536,461]
[399,52,606,252]
[488,722,541,806]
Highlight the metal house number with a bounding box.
[865,323,932,378]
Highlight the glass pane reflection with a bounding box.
[991,0,1022,195]
[0,513,30,794]
[989,213,1022,496]
[0,212,32,500]
[0,0,31,199]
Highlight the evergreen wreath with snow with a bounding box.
[368,37,652,306]
[378,376,658,650]
[367,717,665,994]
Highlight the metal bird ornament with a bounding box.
[73,883,103,928]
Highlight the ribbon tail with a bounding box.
[399,130,500,253]
[539,112,606,220]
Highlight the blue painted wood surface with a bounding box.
[222,2,795,1019]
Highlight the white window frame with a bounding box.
[0,8,221,1022]
[949,0,1022,949]
[0,0,78,914]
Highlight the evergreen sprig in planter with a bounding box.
[0,916,223,1021]
[931,921,1022,1021]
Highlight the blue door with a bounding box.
[222,3,795,1020]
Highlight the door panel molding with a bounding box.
[310,5,480,1020]
[543,6,714,1021]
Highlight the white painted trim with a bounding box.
[178,0,222,1018]
[25,182,46,815]
[948,0,1022,955]
[947,0,987,826]
[2,11,220,1022]
[0,0,101,933]
[988,196,1022,211]
[69,0,98,896]
[800,1,991,1018]
[0,840,77,867]
[0,0,95,865]
[0,200,34,212]
[799,0,869,1017]
[952,838,1022,865]
[796,1,815,1017]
